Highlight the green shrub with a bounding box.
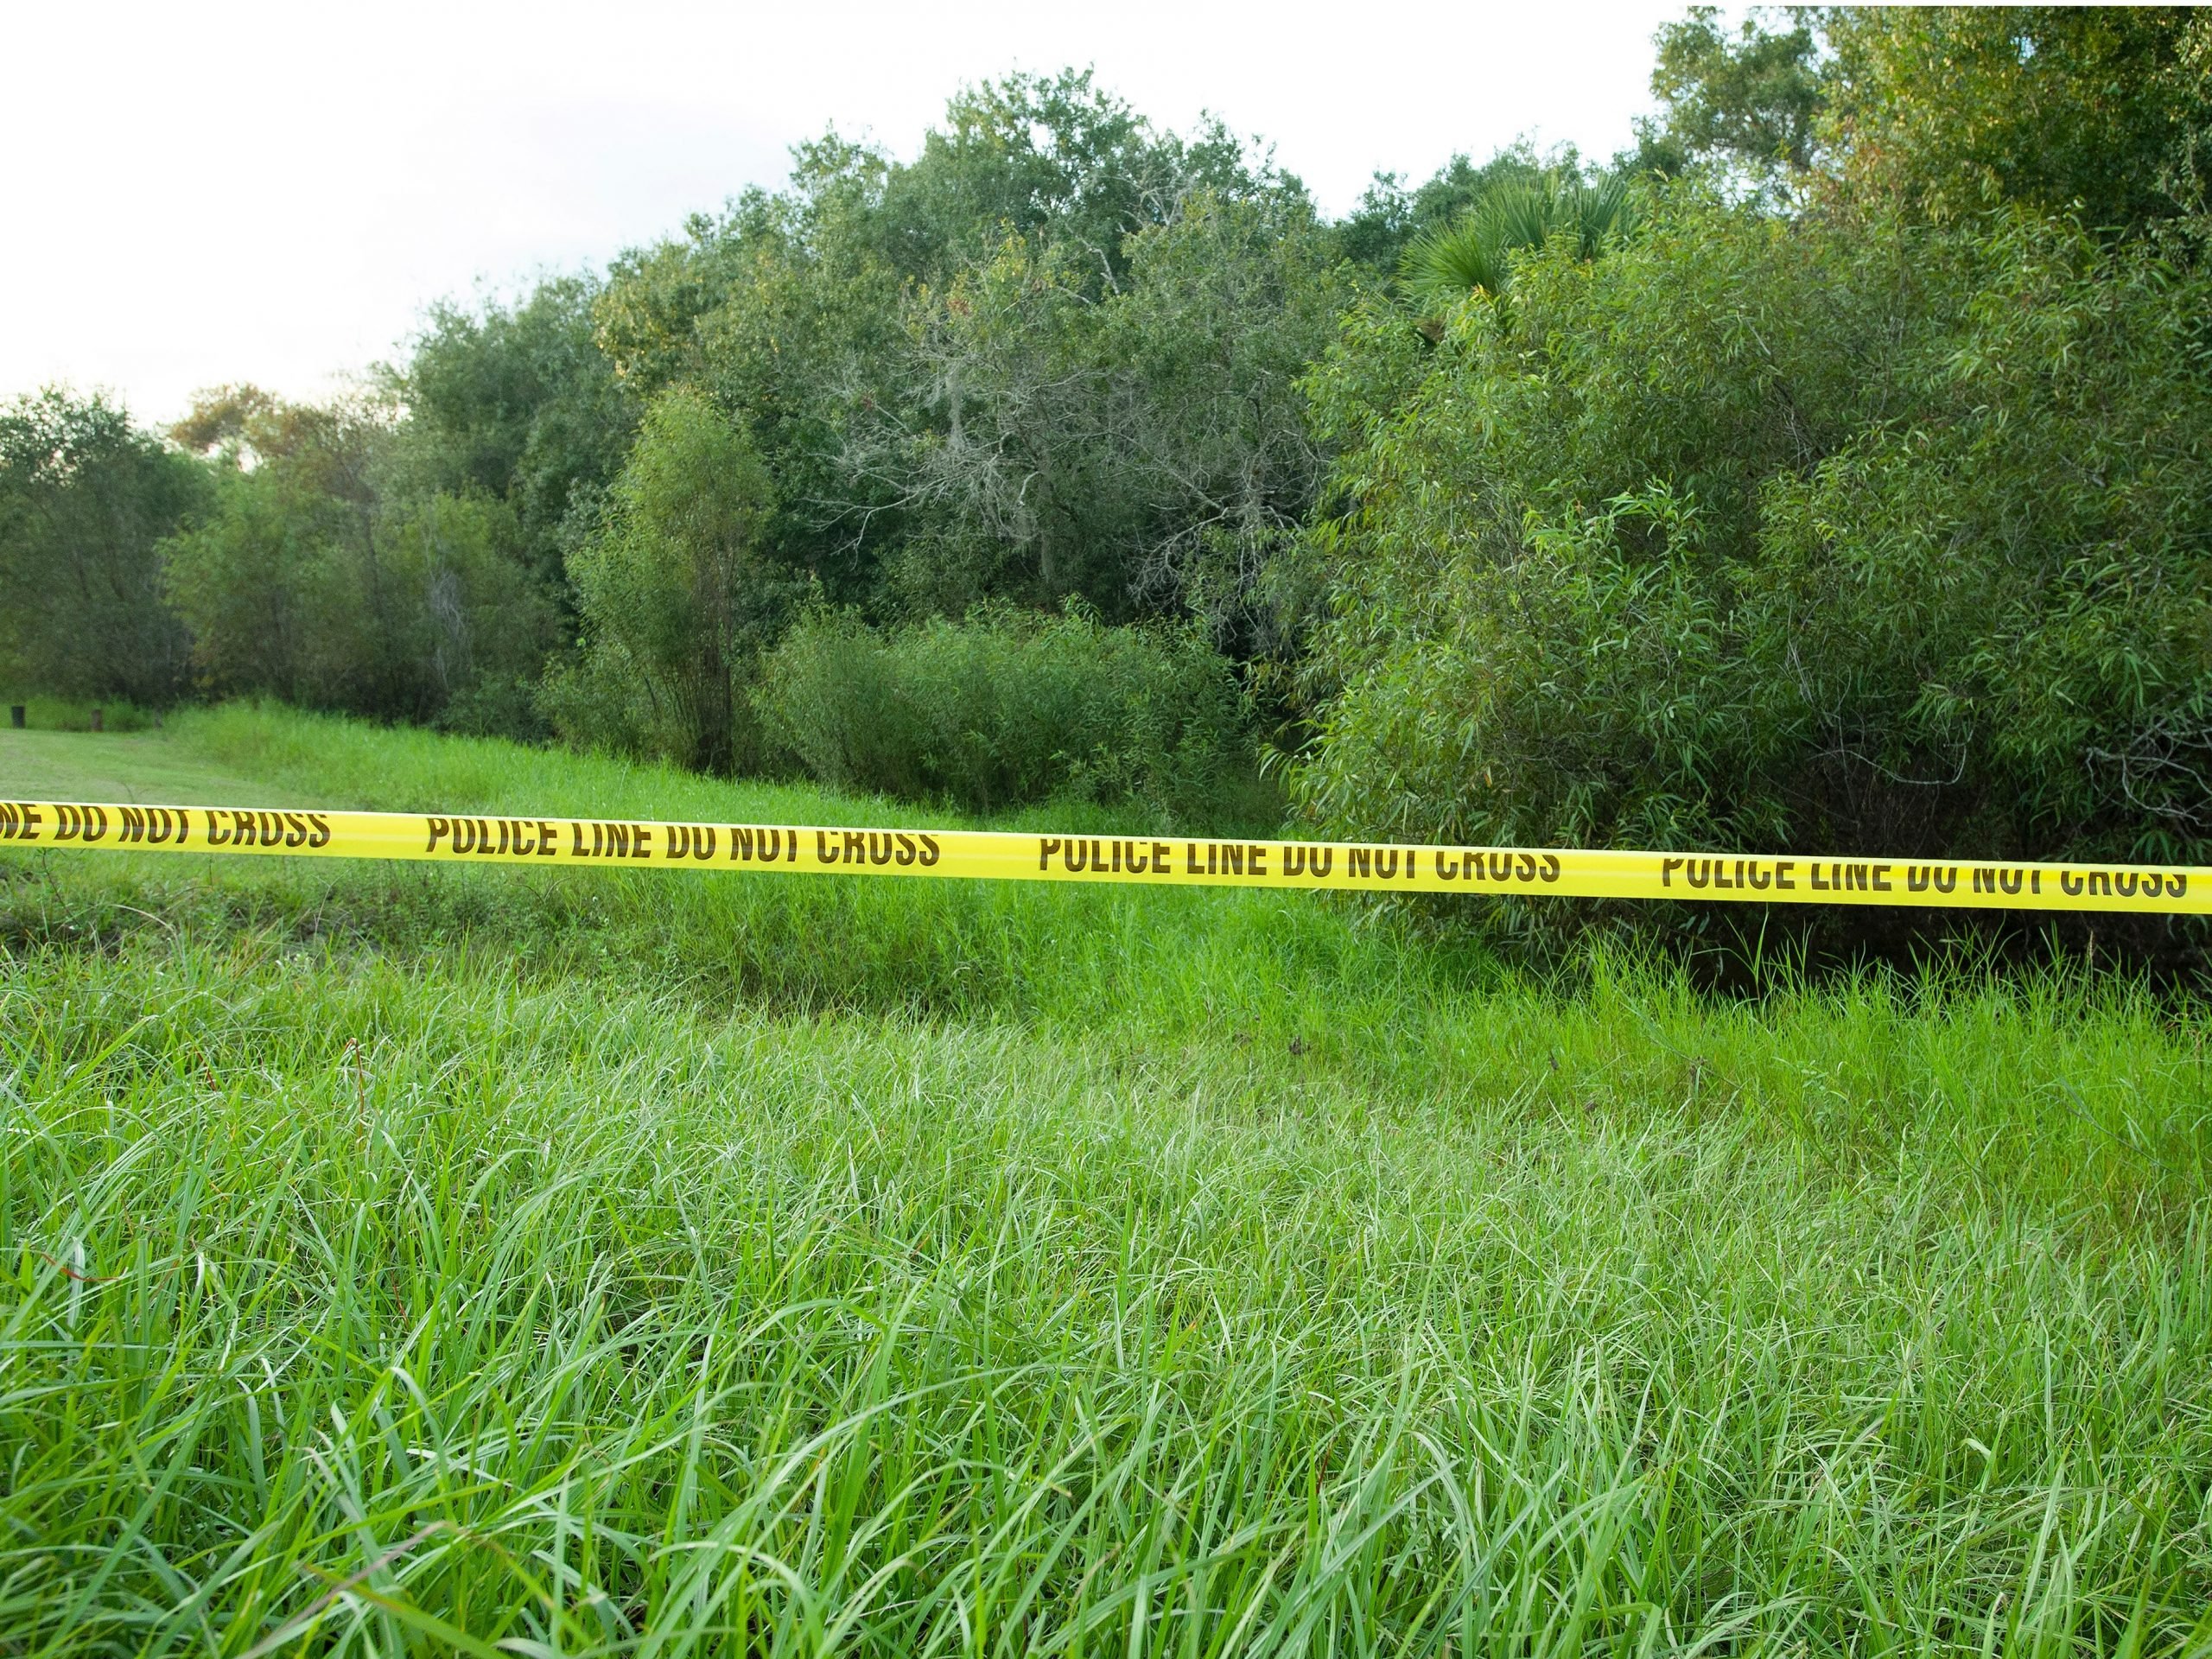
[0,389,207,708]
[757,605,1255,823]
[545,387,791,773]
[160,403,555,736]
[1291,191,2212,956]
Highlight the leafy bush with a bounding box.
[1292,191,2212,952]
[162,476,551,736]
[161,396,555,735]
[0,389,207,707]
[757,606,1254,822]
[543,387,791,772]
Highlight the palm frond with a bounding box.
[1398,219,1511,306]
[1399,173,1642,314]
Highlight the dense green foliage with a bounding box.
[543,387,784,772]
[1822,8,2212,230]
[162,393,554,734]
[875,188,1348,648]
[594,73,1348,639]
[758,606,1253,820]
[398,274,639,594]
[1294,201,2212,884]
[4,709,2209,1650]
[1332,144,1569,276]
[1284,5,2212,960]
[1632,7,2212,226]
[0,390,207,706]
[1396,174,1638,306]
[1630,6,1826,194]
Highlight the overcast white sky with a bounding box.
[5,1,1681,424]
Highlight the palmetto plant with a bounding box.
[1399,174,1640,308]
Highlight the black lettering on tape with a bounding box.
[57,805,109,843]
[119,806,188,846]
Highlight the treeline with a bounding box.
[7,10,2212,946]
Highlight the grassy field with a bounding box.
[3,708,2210,1655]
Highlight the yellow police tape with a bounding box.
[3,798,2209,914]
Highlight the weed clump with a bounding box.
[758,605,1257,825]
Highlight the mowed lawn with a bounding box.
[3,709,2210,1655]
[0,726,296,810]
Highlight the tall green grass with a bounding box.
[3,705,2210,1651]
